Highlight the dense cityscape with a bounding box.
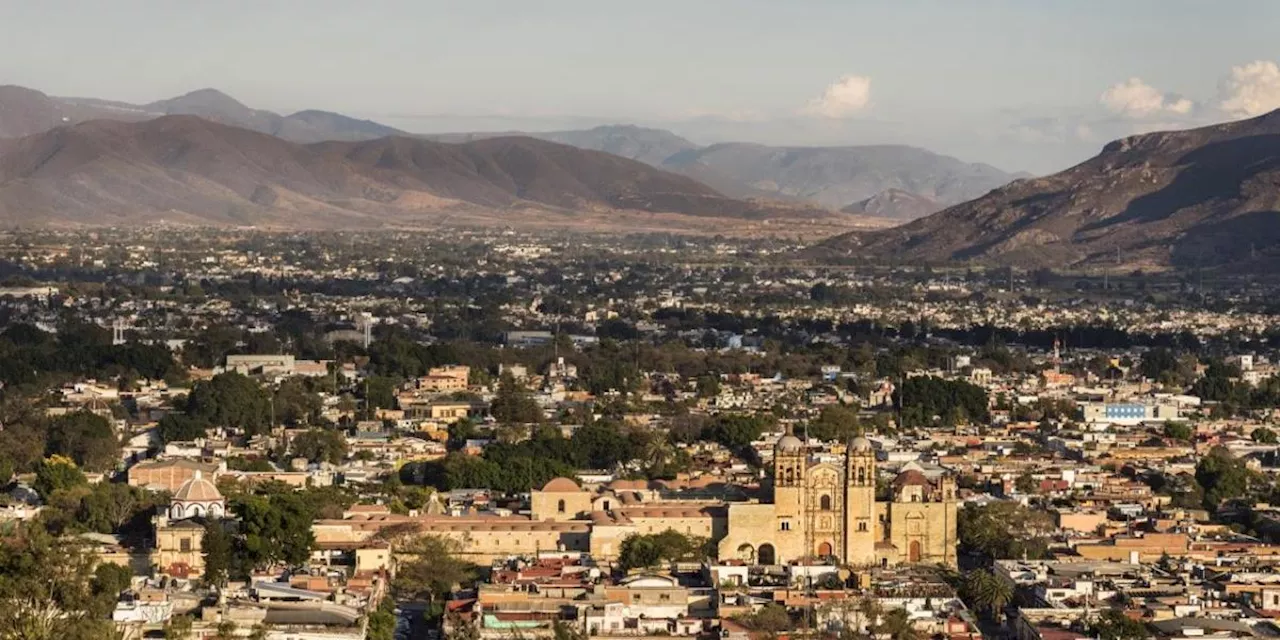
[1,228,1279,640]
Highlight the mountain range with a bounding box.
[0,115,847,229]
[0,85,405,144]
[0,85,1023,222]
[819,108,1280,270]
[434,126,1023,217]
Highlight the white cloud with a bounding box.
[1100,78,1194,117]
[803,75,872,118]
[1218,60,1280,118]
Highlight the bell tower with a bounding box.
[773,427,807,522]
[843,436,877,566]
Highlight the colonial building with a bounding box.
[151,471,225,578]
[318,435,957,568]
[716,435,958,567]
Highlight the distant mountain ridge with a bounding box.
[434,127,1024,220]
[5,85,406,144]
[0,84,1024,222]
[818,108,1280,270]
[0,115,845,228]
[840,189,939,221]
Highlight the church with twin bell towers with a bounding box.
[716,432,958,567]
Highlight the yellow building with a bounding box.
[520,435,958,568]
[151,471,225,578]
[716,435,958,568]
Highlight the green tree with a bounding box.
[1014,472,1037,494]
[1253,428,1278,445]
[490,373,541,423]
[873,607,920,640]
[290,428,348,464]
[71,482,167,538]
[367,608,397,640]
[896,376,989,427]
[185,372,273,435]
[570,422,635,469]
[273,378,322,426]
[739,603,792,633]
[1195,446,1251,509]
[696,374,721,398]
[46,411,120,472]
[362,376,400,417]
[1091,609,1150,640]
[958,501,1053,560]
[202,522,234,587]
[1163,422,1193,442]
[0,526,120,639]
[157,413,210,444]
[233,492,316,569]
[807,405,862,442]
[34,455,87,498]
[704,414,773,449]
[618,530,708,570]
[393,535,476,623]
[960,569,1013,622]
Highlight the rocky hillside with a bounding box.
[820,109,1280,269]
[840,188,940,221]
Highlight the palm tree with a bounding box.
[873,608,919,640]
[961,569,1014,622]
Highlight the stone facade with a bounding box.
[316,438,957,568]
[716,436,958,567]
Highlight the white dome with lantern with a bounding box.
[169,470,225,520]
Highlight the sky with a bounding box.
[2,0,1280,173]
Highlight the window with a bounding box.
[659,594,671,602]
[179,538,191,552]
[857,468,866,485]
[557,499,566,513]
[602,500,612,511]
[781,521,791,531]
[820,494,832,511]
[858,522,868,532]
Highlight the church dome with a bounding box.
[776,434,805,452]
[169,470,225,520]
[173,471,222,502]
[850,436,873,452]
[540,477,583,492]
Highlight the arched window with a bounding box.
[557,499,566,513]
[820,494,832,511]
[857,468,866,485]
[785,468,795,485]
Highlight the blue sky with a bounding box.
[3,0,1279,172]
